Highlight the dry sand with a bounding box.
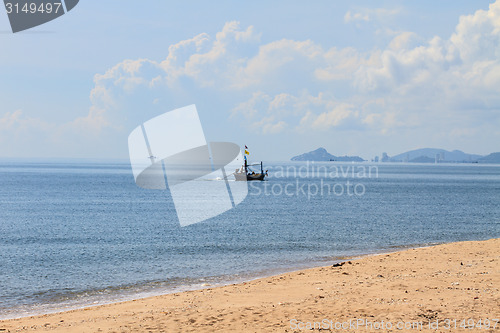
[1,238,498,332]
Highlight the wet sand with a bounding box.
[1,238,498,332]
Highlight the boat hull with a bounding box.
[234,173,266,181]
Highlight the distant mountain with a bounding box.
[478,152,500,163]
[331,155,365,162]
[291,148,333,161]
[409,155,435,163]
[389,148,482,163]
[291,148,365,162]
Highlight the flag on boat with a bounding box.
[244,150,249,155]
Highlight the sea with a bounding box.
[0,160,499,319]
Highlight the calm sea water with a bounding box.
[0,161,499,319]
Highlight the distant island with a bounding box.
[478,152,500,163]
[291,148,365,162]
[386,148,482,163]
[382,148,500,164]
[290,148,500,164]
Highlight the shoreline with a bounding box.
[1,238,498,332]
[0,241,444,322]
[0,254,364,321]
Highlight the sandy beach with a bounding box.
[1,238,498,332]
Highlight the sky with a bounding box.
[1,0,499,161]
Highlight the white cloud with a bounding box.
[0,109,112,157]
[344,8,401,24]
[300,103,354,130]
[344,11,370,23]
[231,92,272,120]
[233,91,360,133]
[252,117,287,134]
[450,1,500,63]
[315,47,376,81]
[0,110,53,136]
[388,32,420,50]
[232,38,324,89]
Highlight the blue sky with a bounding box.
[1,0,499,160]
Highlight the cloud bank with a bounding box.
[2,1,500,158]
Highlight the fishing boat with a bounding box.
[234,146,267,181]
